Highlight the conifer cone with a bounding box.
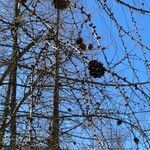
[88,60,105,78]
[88,44,93,50]
[76,37,83,45]
[79,43,87,51]
[54,0,71,10]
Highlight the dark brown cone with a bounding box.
[88,60,105,78]
[76,37,83,45]
[88,44,93,50]
[54,0,71,10]
[79,43,87,51]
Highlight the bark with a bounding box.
[10,0,19,149]
[0,77,11,149]
[50,10,61,150]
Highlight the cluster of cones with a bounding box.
[76,38,105,78]
[88,60,106,78]
[53,0,71,10]
[76,37,93,51]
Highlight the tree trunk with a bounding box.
[10,0,19,149]
[50,10,61,150]
[10,69,17,150]
[0,77,11,149]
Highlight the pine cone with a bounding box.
[88,60,105,78]
[88,60,99,70]
[79,43,87,51]
[88,44,93,50]
[54,0,71,10]
[76,37,83,45]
